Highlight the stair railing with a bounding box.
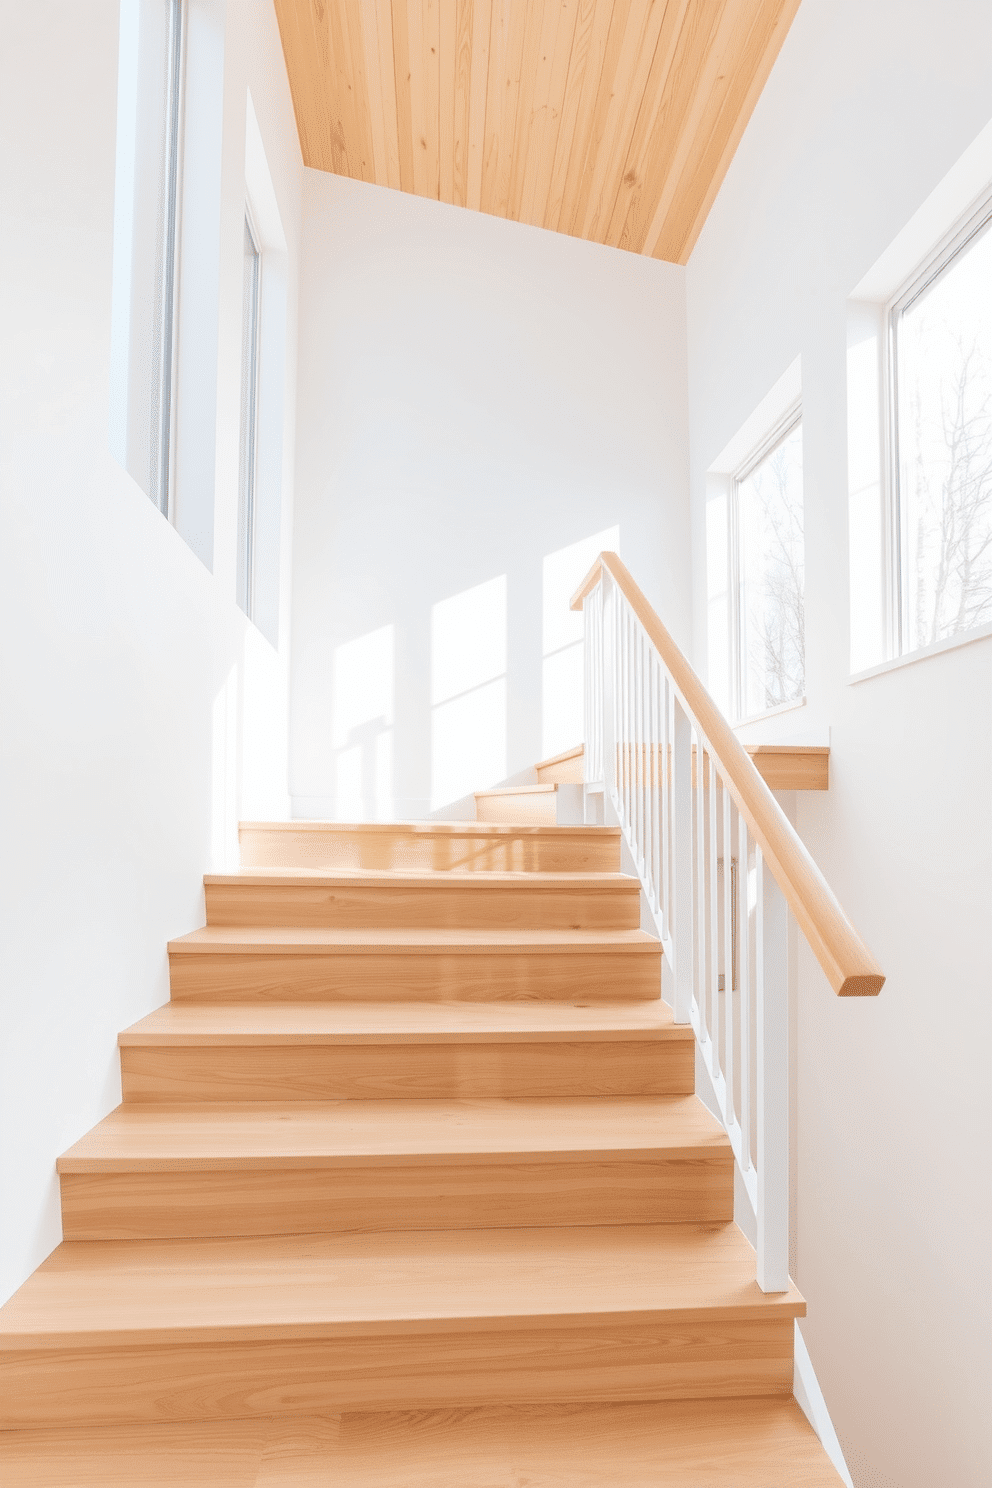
[573,553,883,1293]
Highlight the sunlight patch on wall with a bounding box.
[332,625,394,820]
[542,526,620,760]
[431,576,507,809]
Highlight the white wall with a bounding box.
[290,172,689,819]
[685,2,992,1483]
[0,0,301,1305]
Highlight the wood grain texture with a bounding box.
[167,926,662,1003]
[0,811,822,1476]
[239,820,621,873]
[119,1037,694,1102]
[572,552,885,996]
[58,1095,728,1170]
[0,1225,803,1348]
[203,869,641,930]
[57,1096,731,1238]
[0,1316,795,1427]
[272,0,802,263]
[119,997,690,1044]
[119,998,694,1100]
[60,1151,731,1240]
[743,744,829,791]
[0,1399,845,1485]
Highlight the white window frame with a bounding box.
[729,403,805,724]
[884,184,992,658]
[237,205,262,621]
[151,0,186,518]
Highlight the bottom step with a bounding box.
[0,1398,844,1486]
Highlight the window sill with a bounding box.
[732,696,807,729]
[849,621,992,685]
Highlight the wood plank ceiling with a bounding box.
[273,0,801,264]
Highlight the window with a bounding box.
[237,213,261,620]
[888,196,992,654]
[110,0,186,516]
[730,413,805,721]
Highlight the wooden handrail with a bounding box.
[571,553,884,997]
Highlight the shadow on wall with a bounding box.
[322,525,619,821]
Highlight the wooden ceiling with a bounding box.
[273,0,801,263]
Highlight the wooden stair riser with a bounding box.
[59,1152,734,1240]
[0,1316,794,1428]
[475,791,559,825]
[204,880,641,932]
[120,1038,696,1103]
[167,948,662,1003]
[239,826,620,874]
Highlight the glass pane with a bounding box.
[896,220,992,650]
[737,422,805,717]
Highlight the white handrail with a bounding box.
[573,552,884,1293]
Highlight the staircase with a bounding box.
[0,799,845,1483]
[474,742,586,824]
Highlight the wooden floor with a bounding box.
[0,817,843,1483]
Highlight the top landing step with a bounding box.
[240,821,621,874]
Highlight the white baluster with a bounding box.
[604,580,616,803]
[671,699,693,1025]
[708,757,719,1059]
[756,844,790,1292]
[650,655,660,918]
[660,675,670,935]
[738,817,751,1172]
[695,730,707,1033]
[634,628,643,869]
[724,796,735,1130]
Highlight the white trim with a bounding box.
[850,113,992,303]
[883,186,992,657]
[794,1324,856,1488]
[708,357,802,474]
[849,618,992,684]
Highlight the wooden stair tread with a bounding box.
[475,784,558,798]
[169,926,660,954]
[119,1000,690,1046]
[204,869,636,887]
[0,1398,845,1485]
[242,821,618,837]
[0,1224,804,1346]
[57,1095,726,1170]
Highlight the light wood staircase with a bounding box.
[0,805,845,1483]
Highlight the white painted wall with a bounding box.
[686,2,992,1483]
[0,0,301,1305]
[290,172,689,819]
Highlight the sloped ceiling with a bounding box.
[274,0,801,264]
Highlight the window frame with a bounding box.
[884,184,992,658]
[151,0,186,518]
[237,205,263,622]
[728,402,805,725]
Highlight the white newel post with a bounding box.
[756,845,791,1292]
